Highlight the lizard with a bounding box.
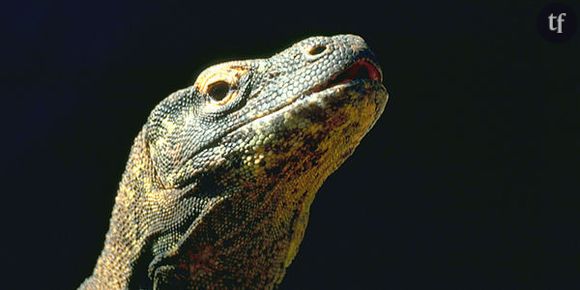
[79,34,388,290]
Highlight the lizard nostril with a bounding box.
[307,45,327,56]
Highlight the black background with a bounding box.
[1,1,579,289]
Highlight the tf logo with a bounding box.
[537,3,577,42]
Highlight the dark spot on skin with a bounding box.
[304,107,326,123]
[310,156,319,167]
[245,243,255,257]
[266,164,284,176]
[252,275,262,286]
[195,171,226,198]
[268,71,281,78]
[327,112,347,128]
[264,183,276,194]
[231,155,244,169]
[182,244,218,278]
[222,238,233,248]
[289,156,300,163]
[228,65,247,70]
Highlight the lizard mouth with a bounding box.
[310,58,383,94]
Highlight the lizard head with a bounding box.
[145,34,387,189]
[138,34,388,287]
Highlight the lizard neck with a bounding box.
[80,213,142,289]
[80,132,155,290]
[165,155,331,288]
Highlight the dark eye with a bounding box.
[207,81,230,101]
[308,45,326,56]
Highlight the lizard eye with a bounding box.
[207,81,231,102]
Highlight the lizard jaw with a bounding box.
[309,58,383,94]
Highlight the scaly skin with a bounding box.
[80,34,388,289]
